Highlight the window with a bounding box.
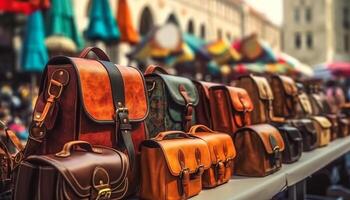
[200,24,206,39]
[139,7,154,36]
[187,20,194,34]
[217,29,222,39]
[226,32,231,41]
[294,7,300,23]
[167,13,179,26]
[343,8,349,29]
[306,32,313,49]
[345,34,349,52]
[305,7,312,23]
[295,32,301,49]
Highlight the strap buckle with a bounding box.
[96,187,112,200]
[48,79,64,99]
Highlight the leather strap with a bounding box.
[155,131,191,141]
[144,65,169,75]
[179,85,193,132]
[99,61,136,172]
[0,120,24,151]
[188,125,214,134]
[79,47,110,61]
[266,100,285,123]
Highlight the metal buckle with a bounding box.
[48,79,64,99]
[185,103,193,110]
[179,168,189,179]
[96,187,112,200]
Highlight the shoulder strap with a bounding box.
[79,47,110,61]
[144,65,169,75]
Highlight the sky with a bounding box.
[244,0,283,26]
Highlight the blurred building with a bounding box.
[283,0,350,66]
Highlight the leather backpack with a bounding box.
[140,131,211,200]
[208,85,253,134]
[144,65,199,138]
[277,124,303,163]
[14,141,129,200]
[310,116,331,147]
[21,47,149,195]
[233,124,285,176]
[188,125,236,188]
[193,81,221,129]
[269,75,298,118]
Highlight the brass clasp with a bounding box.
[96,187,112,200]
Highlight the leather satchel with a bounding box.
[208,85,253,134]
[193,81,221,129]
[14,141,129,200]
[289,119,317,151]
[310,116,332,147]
[144,65,199,137]
[233,124,285,176]
[22,47,148,195]
[277,124,303,163]
[269,75,298,118]
[188,125,236,188]
[140,131,211,200]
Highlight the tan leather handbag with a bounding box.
[233,124,285,176]
[310,116,331,147]
[188,125,236,188]
[208,85,253,134]
[140,131,211,200]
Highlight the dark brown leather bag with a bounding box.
[233,124,285,176]
[277,124,302,163]
[188,125,236,188]
[289,119,317,151]
[208,85,253,134]
[140,131,211,200]
[14,141,129,200]
[193,81,221,129]
[22,47,148,195]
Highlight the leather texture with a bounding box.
[14,141,129,200]
[311,116,332,147]
[233,124,285,176]
[145,65,199,138]
[140,131,211,200]
[289,119,318,152]
[188,125,236,188]
[208,85,253,134]
[276,124,302,163]
[270,75,298,118]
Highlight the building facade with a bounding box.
[283,0,350,66]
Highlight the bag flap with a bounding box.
[298,93,313,114]
[278,125,302,142]
[240,124,285,153]
[194,81,221,99]
[50,57,148,123]
[158,74,199,106]
[249,75,274,100]
[26,146,129,198]
[189,131,236,164]
[148,137,211,176]
[226,86,254,112]
[277,75,298,96]
[311,116,332,128]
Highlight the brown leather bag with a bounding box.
[310,116,331,147]
[193,81,221,129]
[208,85,253,134]
[14,141,129,200]
[188,125,236,188]
[22,47,148,195]
[140,131,211,200]
[233,124,285,176]
[236,74,284,124]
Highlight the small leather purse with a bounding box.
[233,124,285,177]
[277,124,303,163]
[140,131,211,200]
[289,119,317,151]
[310,116,332,147]
[14,141,129,200]
[188,125,236,188]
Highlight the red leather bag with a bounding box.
[21,47,149,195]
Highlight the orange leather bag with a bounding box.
[188,125,236,188]
[208,85,253,134]
[233,124,285,176]
[140,131,211,200]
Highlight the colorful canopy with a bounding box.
[117,0,139,44]
[0,0,50,15]
[46,0,84,50]
[205,39,241,65]
[86,0,120,42]
[21,11,48,72]
[183,33,210,60]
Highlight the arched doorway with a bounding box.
[139,6,154,36]
[167,13,179,26]
[187,19,194,34]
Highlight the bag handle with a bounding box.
[55,141,100,158]
[154,131,192,141]
[79,47,110,61]
[189,125,214,134]
[144,65,169,75]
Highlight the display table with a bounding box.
[192,136,350,200]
